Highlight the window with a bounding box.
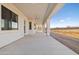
[24,20,26,33]
[1,5,18,30]
[34,24,36,29]
[29,22,32,30]
[11,12,18,30]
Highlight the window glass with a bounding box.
[29,22,32,30]
[1,5,18,30]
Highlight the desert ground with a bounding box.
[50,28,79,54]
[51,28,79,39]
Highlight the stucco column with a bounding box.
[46,19,50,35]
[42,23,46,33]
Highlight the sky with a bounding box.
[50,3,79,28]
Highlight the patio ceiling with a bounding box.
[14,3,57,24]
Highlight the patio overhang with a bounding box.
[14,3,64,25]
[43,3,64,24]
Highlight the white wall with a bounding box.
[36,24,43,32]
[0,3,29,48]
[24,18,29,35]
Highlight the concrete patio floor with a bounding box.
[0,32,77,55]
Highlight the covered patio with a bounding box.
[0,32,76,55]
[0,3,77,55]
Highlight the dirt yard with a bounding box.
[51,29,79,39]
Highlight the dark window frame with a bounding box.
[1,5,18,30]
[29,22,32,30]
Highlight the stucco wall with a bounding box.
[0,3,29,48]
